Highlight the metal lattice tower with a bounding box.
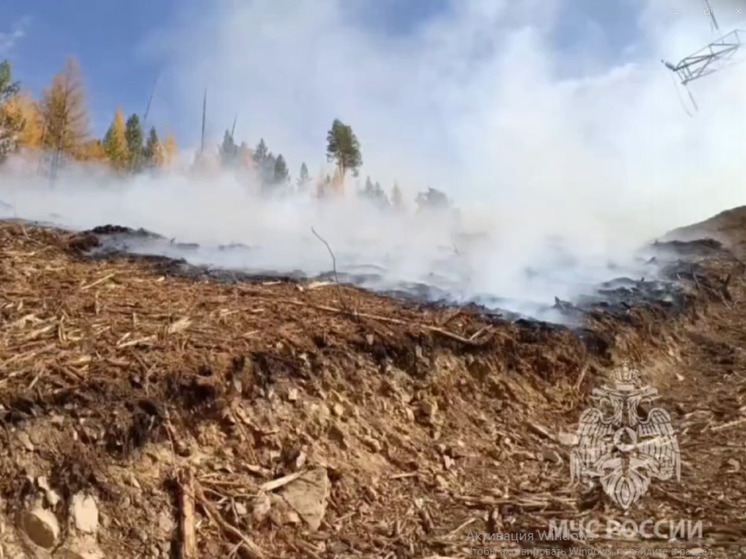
[662,1,745,86]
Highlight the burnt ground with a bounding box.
[0,210,744,558]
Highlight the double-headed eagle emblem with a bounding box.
[570,363,680,510]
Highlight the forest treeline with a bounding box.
[0,56,452,211]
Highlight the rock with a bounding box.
[46,489,61,508]
[541,447,563,465]
[277,467,330,531]
[293,450,307,470]
[362,436,382,453]
[157,510,175,536]
[332,403,345,418]
[287,388,299,402]
[56,535,105,559]
[71,493,99,534]
[726,458,740,472]
[328,423,347,449]
[557,432,579,446]
[252,492,271,521]
[35,476,61,507]
[420,398,438,421]
[234,502,248,516]
[17,432,34,452]
[20,507,59,548]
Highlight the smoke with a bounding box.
[1,0,745,322]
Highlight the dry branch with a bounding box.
[178,468,197,559]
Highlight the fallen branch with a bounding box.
[80,272,116,291]
[259,470,305,492]
[194,482,267,559]
[179,469,197,559]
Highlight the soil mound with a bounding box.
[0,218,743,558]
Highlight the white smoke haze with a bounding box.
[1,0,745,322]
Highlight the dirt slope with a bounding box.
[0,218,743,558]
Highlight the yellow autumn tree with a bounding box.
[76,139,107,162]
[163,132,177,167]
[1,92,43,149]
[39,57,89,157]
[103,107,129,170]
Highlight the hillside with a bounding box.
[0,214,743,558]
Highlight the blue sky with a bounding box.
[1,0,646,142]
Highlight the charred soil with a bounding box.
[0,211,744,558]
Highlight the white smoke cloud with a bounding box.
[1,0,745,321]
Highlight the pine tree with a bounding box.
[143,127,164,168]
[326,118,362,193]
[297,162,311,192]
[391,182,403,209]
[415,187,450,212]
[0,60,23,160]
[0,60,19,103]
[219,129,238,168]
[273,154,289,184]
[103,107,129,170]
[124,114,144,171]
[254,138,268,166]
[238,141,253,170]
[39,57,89,158]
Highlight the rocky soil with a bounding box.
[0,210,744,558]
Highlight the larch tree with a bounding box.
[39,57,89,159]
[163,133,177,166]
[103,107,129,170]
[325,118,362,193]
[124,113,144,171]
[76,139,107,162]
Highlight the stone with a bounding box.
[420,398,438,419]
[557,432,579,446]
[157,510,175,536]
[277,468,330,531]
[17,432,34,452]
[71,493,99,534]
[328,423,347,449]
[56,535,105,559]
[252,493,271,521]
[287,388,299,402]
[20,507,59,549]
[541,447,563,465]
